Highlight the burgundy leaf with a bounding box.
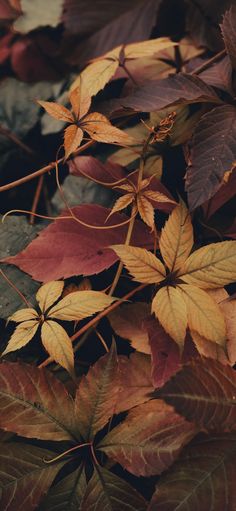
[202,169,236,219]
[221,6,236,70]
[148,433,236,511]
[198,55,233,94]
[3,205,153,281]
[185,105,236,210]
[68,155,126,185]
[157,357,236,432]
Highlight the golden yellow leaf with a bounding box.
[36,280,64,313]
[137,194,154,230]
[64,124,83,160]
[71,47,121,97]
[69,81,91,119]
[124,37,177,60]
[37,100,74,123]
[107,194,134,219]
[9,308,39,323]
[180,241,236,289]
[109,303,151,354]
[179,284,226,346]
[144,190,176,205]
[160,201,193,272]
[41,320,74,374]
[151,286,187,350]
[2,320,39,356]
[110,245,166,284]
[83,113,135,145]
[48,290,115,321]
[190,329,228,364]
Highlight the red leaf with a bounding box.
[4,205,153,281]
[69,155,126,185]
[202,169,236,219]
[186,105,236,210]
[158,358,236,432]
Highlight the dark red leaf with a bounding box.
[185,105,236,210]
[68,155,126,185]
[4,205,153,281]
[221,6,236,70]
[202,169,236,219]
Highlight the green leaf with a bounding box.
[81,466,147,511]
[0,443,65,511]
[0,362,77,441]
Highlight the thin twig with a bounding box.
[0,269,31,308]
[30,175,44,225]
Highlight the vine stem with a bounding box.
[0,269,31,308]
[191,48,226,76]
[29,175,44,224]
[38,283,147,369]
[43,441,98,465]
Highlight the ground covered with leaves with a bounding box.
[0,1,236,510]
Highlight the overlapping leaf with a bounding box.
[221,6,236,69]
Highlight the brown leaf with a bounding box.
[137,193,155,230]
[115,352,153,413]
[109,302,151,353]
[69,83,91,120]
[221,6,236,70]
[83,112,135,145]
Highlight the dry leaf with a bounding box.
[152,286,187,350]
[110,245,166,283]
[41,320,74,374]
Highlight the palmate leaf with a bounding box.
[98,400,196,476]
[152,286,187,350]
[0,362,77,441]
[179,241,236,289]
[48,290,115,321]
[41,320,74,374]
[159,201,193,272]
[36,280,64,313]
[37,100,74,123]
[148,434,236,511]
[0,443,65,511]
[80,466,147,511]
[110,245,166,283]
[74,343,119,440]
[39,465,87,511]
[2,319,39,356]
[157,358,236,432]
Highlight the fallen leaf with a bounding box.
[109,302,151,353]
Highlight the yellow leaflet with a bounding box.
[160,200,193,272]
[110,245,166,284]
[152,286,187,350]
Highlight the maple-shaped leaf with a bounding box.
[157,357,236,432]
[185,105,236,210]
[74,342,119,440]
[80,466,147,511]
[71,37,177,97]
[0,443,66,511]
[98,399,196,477]
[0,362,77,440]
[221,6,236,70]
[3,280,114,373]
[4,205,153,281]
[39,81,134,159]
[111,201,236,352]
[39,465,87,511]
[148,433,236,511]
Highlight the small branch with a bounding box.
[191,49,227,76]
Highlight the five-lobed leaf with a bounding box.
[110,244,166,283]
[41,320,74,374]
[48,290,115,321]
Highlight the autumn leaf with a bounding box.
[110,244,166,283]
[109,302,151,353]
[221,6,236,70]
[157,357,236,431]
[152,286,188,350]
[115,352,153,413]
[39,465,87,511]
[148,434,236,511]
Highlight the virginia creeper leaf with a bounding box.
[41,320,74,374]
[110,245,166,283]
[1,319,39,356]
[36,280,64,313]
[48,290,115,321]
[151,286,188,350]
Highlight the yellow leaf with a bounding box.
[9,308,39,323]
[179,284,226,346]
[69,81,91,120]
[151,286,187,350]
[160,201,193,272]
[137,194,155,230]
[190,329,228,363]
[41,320,74,374]
[180,241,236,288]
[48,290,115,321]
[107,194,134,219]
[2,320,39,356]
[144,190,176,205]
[36,280,64,313]
[64,125,83,160]
[124,37,177,59]
[71,47,121,97]
[37,100,74,123]
[110,245,166,284]
[83,113,135,145]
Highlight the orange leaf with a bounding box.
[137,194,155,230]
[64,125,83,160]
[69,81,91,120]
[37,100,74,123]
[107,194,134,219]
[83,113,135,145]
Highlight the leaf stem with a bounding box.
[0,269,31,308]
[43,442,92,464]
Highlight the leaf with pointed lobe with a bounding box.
[98,400,196,477]
[48,290,115,321]
[110,245,166,283]
[39,465,87,511]
[64,124,83,160]
[108,194,134,217]
[179,284,226,347]
[41,320,74,374]
[9,308,39,323]
[36,280,64,313]
[37,100,74,123]
[221,6,236,70]
[75,343,119,440]
[124,37,176,59]
[152,286,187,350]
[0,362,76,440]
[185,105,236,210]
[69,83,91,120]
[148,433,236,511]
[83,112,135,145]
[81,466,147,511]
[0,443,65,511]
[157,357,236,431]
[137,193,155,230]
[69,155,126,184]
[160,201,193,272]
[4,205,153,281]
[109,302,151,353]
[115,352,153,413]
[2,319,39,356]
[180,240,236,289]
